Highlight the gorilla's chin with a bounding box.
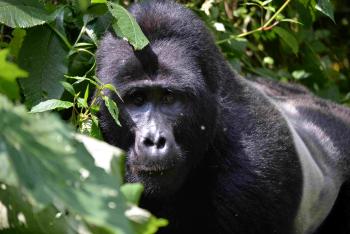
[126,161,188,198]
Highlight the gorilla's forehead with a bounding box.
[109,39,206,95]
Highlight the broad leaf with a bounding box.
[273,27,299,54]
[107,2,149,50]
[315,0,335,22]
[0,186,87,234]
[0,0,56,28]
[0,95,167,234]
[30,99,73,113]
[0,49,28,99]
[18,25,68,108]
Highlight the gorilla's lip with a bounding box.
[130,164,176,175]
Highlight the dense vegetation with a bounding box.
[0,0,348,233]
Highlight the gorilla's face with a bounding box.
[122,85,187,196]
[97,36,217,197]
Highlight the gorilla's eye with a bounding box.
[131,92,146,106]
[162,92,175,105]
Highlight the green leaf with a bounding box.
[273,27,299,54]
[315,0,335,22]
[0,186,87,234]
[0,95,152,234]
[262,0,273,6]
[128,208,168,234]
[292,70,311,80]
[280,19,303,25]
[103,95,121,126]
[77,0,90,12]
[84,84,90,103]
[8,28,26,58]
[30,99,74,113]
[104,83,122,99]
[92,0,107,3]
[18,25,68,108]
[80,115,103,139]
[0,0,56,28]
[121,183,144,205]
[263,56,274,65]
[107,2,149,50]
[65,75,99,86]
[0,49,28,100]
[77,97,88,108]
[61,81,76,96]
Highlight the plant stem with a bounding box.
[263,0,291,28]
[73,25,86,48]
[217,0,292,44]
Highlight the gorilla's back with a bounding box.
[250,77,350,233]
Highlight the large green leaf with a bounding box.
[0,186,86,234]
[0,49,28,99]
[0,95,167,234]
[18,25,68,108]
[315,0,335,22]
[107,2,149,50]
[0,95,131,233]
[0,0,56,28]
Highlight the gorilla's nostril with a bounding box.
[143,138,154,147]
[157,137,166,149]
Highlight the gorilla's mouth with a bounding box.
[130,163,176,176]
[127,149,181,177]
[126,150,188,196]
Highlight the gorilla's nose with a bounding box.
[136,129,173,160]
[143,135,167,149]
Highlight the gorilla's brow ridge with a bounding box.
[118,80,197,98]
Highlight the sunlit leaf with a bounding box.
[8,28,26,58]
[0,95,167,234]
[315,0,335,22]
[107,2,149,50]
[30,99,73,113]
[0,0,56,28]
[0,49,28,99]
[121,183,144,205]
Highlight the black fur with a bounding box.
[96,1,350,233]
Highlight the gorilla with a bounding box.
[95,1,350,233]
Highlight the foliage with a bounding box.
[0,95,167,233]
[0,0,348,233]
[187,0,349,104]
[0,1,167,233]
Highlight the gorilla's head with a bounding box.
[96,1,224,197]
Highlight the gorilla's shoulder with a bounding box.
[248,77,311,97]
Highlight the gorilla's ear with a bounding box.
[134,45,159,75]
